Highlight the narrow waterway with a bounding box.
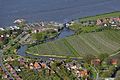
[17,27,74,59]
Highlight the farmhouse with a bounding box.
[91,58,101,66]
[111,59,118,65]
[33,62,41,69]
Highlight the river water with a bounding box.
[17,27,74,59]
[0,0,120,27]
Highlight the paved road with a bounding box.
[0,50,14,80]
[90,65,99,80]
[0,32,27,79]
[109,50,120,57]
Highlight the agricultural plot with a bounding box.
[27,30,120,57]
[27,39,74,57]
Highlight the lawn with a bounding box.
[26,30,120,58]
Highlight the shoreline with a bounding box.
[66,11,120,24]
[1,11,120,28]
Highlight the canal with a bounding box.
[17,27,74,60]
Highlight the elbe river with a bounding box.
[0,0,120,27]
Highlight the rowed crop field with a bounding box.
[27,30,120,57]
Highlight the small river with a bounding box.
[17,27,74,60]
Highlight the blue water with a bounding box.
[17,27,74,57]
[0,0,120,27]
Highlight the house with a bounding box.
[0,28,5,31]
[6,56,14,61]
[91,58,101,66]
[113,17,120,22]
[79,69,88,77]
[103,18,108,23]
[0,35,4,41]
[41,63,46,68]
[18,58,25,65]
[9,26,20,30]
[0,34,10,42]
[71,65,77,70]
[15,67,21,72]
[33,62,41,69]
[6,34,10,37]
[29,63,34,69]
[13,72,17,77]
[24,63,29,68]
[32,27,43,33]
[13,26,20,29]
[2,73,8,79]
[76,69,88,78]
[104,23,108,27]
[16,76,22,80]
[111,59,118,65]
[96,19,103,25]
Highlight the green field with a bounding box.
[27,30,120,58]
[80,11,120,21]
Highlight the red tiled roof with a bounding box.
[111,59,118,65]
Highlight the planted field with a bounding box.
[27,30,120,57]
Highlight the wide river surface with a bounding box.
[0,0,120,27]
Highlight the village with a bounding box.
[0,52,119,80]
[0,19,64,46]
[0,15,120,80]
[67,17,120,31]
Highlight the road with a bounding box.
[109,50,120,57]
[0,32,26,79]
[0,50,14,80]
[90,65,99,80]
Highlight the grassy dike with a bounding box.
[79,11,120,21]
[69,11,120,32]
[26,50,83,59]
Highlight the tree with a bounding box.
[32,32,45,41]
[98,53,108,62]
[83,54,96,64]
[75,28,82,35]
